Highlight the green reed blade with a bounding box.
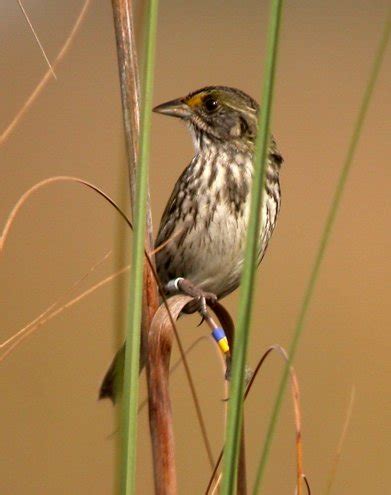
[120,1,159,494]
[221,1,285,493]
[252,7,391,494]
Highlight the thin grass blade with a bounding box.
[119,1,159,494]
[220,1,285,493]
[252,8,391,494]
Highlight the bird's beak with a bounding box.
[153,98,191,119]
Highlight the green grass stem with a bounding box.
[220,1,285,493]
[252,8,391,494]
[120,1,159,494]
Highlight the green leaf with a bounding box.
[252,7,391,495]
[120,1,159,494]
[220,1,285,493]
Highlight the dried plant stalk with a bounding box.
[110,0,159,366]
[147,295,192,494]
[111,1,160,493]
[0,0,91,146]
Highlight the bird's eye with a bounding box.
[203,96,219,113]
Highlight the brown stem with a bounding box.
[110,0,160,491]
[110,0,159,343]
[147,295,193,495]
[110,0,140,202]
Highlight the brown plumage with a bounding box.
[100,86,283,403]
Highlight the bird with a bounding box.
[99,86,283,403]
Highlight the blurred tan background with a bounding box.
[1,1,390,493]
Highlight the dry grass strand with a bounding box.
[205,344,309,495]
[325,386,356,495]
[1,0,91,145]
[17,0,57,79]
[0,250,112,352]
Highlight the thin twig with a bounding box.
[0,175,214,470]
[138,336,209,413]
[303,475,311,495]
[109,335,219,440]
[205,345,307,495]
[325,386,356,495]
[0,176,131,255]
[0,250,112,351]
[211,473,223,495]
[0,263,129,363]
[1,0,91,145]
[17,0,57,79]
[272,346,304,495]
[0,228,189,359]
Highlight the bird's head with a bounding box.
[153,86,258,150]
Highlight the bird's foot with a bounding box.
[165,277,217,315]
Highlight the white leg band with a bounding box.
[165,277,184,293]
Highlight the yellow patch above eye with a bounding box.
[186,93,204,108]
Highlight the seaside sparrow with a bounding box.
[100,86,283,402]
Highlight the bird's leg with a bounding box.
[177,278,218,315]
[165,277,217,315]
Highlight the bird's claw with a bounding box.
[174,278,217,315]
[196,315,206,327]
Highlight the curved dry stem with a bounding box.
[1,0,91,145]
[205,344,308,495]
[139,335,224,414]
[271,345,304,495]
[303,475,311,495]
[0,234,201,362]
[147,297,234,494]
[0,175,184,357]
[147,295,193,494]
[108,335,219,440]
[0,176,132,255]
[147,266,219,471]
[0,175,216,470]
[0,175,132,362]
[324,386,355,495]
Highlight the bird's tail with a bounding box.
[99,344,125,404]
[99,340,147,404]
